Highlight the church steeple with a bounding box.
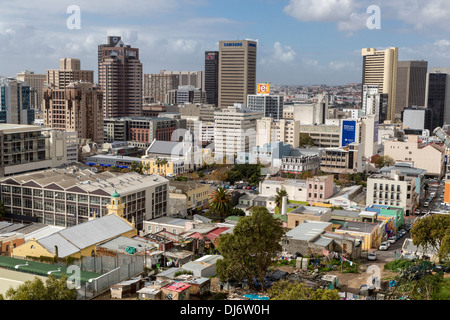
[107,189,125,218]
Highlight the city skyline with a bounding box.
[1,1,450,86]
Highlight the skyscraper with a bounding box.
[46,58,94,89]
[16,71,46,112]
[98,36,143,118]
[362,47,398,121]
[205,51,219,106]
[425,68,450,130]
[0,78,35,125]
[395,60,428,117]
[218,40,257,108]
[43,82,104,143]
[143,73,179,104]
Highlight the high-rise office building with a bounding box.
[362,47,398,121]
[143,73,179,104]
[218,40,257,108]
[160,70,204,90]
[46,58,94,89]
[205,51,219,106]
[98,36,143,118]
[0,78,35,125]
[425,68,450,130]
[43,82,104,143]
[214,105,263,163]
[247,94,283,120]
[16,71,46,111]
[362,85,389,122]
[395,60,428,117]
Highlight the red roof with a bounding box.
[188,227,230,242]
[163,282,191,292]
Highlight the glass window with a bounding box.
[33,189,43,197]
[44,191,54,199]
[66,193,76,201]
[78,194,88,203]
[55,192,65,200]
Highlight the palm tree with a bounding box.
[155,158,168,177]
[274,189,288,214]
[208,187,232,220]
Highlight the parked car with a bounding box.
[368,252,377,261]
[423,202,430,207]
[246,186,252,190]
[379,242,389,251]
[388,236,397,244]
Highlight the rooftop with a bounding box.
[0,166,167,196]
[146,216,189,227]
[285,221,332,241]
[289,205,331,216]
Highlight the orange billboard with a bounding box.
[444,181,450,204]
[257,83,270,95]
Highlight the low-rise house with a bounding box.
[306,175,334,203]
[328,185,363,208]
[0,232,25,256]
[142,217,189,236]
[168,181,210,216]
[332,220,381,250]
[181,255,223,277]
[282,220,361,259]
[137,286,162,300]
[259,178,308,202]
[161,281,191,300]
[287,205,332,229]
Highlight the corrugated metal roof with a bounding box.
[39,233,80,258]
[285,221,332,241]
[58,214,134,249]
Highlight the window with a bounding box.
[148,225,152,232]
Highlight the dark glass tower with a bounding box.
[426,73,448,130]
[205,51,219,106]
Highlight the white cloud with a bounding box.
[273,42,297,63]
[284,0,356,22]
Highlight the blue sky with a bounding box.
[1,0,450,85]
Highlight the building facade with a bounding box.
[0,167,168,230]
[362,47,398,121]
[0,78,35,125]
[205,51,219,106]
[214,106,263,163]
[98,36,143,117]
[256,117,300,148]
[43,82,104,143]
[46,58,94,89]
[218,40,257,108]
[247,94,283,120]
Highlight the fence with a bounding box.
[76,256,145,300]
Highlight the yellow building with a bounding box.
[12,191,137,260]
[142,156,186,177]
[169,181,210,215]
[333,220,380,250]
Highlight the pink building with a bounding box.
[306,175,334,203]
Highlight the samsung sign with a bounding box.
[224,42,243,47]
[342,120,356,147]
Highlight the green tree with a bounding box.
[274,189,288,214]
[229,207,245,217]
[227,170,243,184]
[215,206,284,291]
[208,187,232,220]
[299,133,315,147]
[0,275,77,300]
[130,161,143,174]
[268,280,340,300]
[410,214,450,262]
[155,157,168,177]
[374,155,395,169]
